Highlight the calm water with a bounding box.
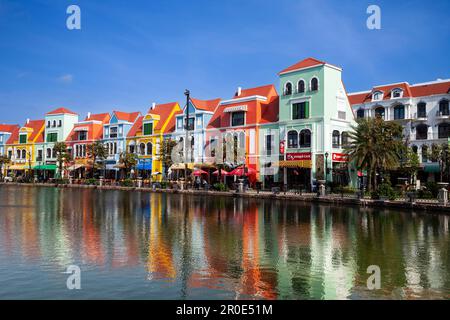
[0,185,449,300]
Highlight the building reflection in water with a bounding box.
[0,186,449,299]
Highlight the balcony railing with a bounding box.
[412,132,450,141]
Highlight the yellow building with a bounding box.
[127,102,182,181]
[5,119,45,176]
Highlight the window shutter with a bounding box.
[144,123,153,135]
[305,101,310,118]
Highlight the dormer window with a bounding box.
[177,118,183,130]
[110,127,118,138]
[284,82,293,95]
[372,91,383,101]
[19,134,27,144]
[78,131,87,141]
[143,123,153,135]
[392,88,403,99]
[231,111,245,127]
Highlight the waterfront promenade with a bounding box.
[2,182,449,214]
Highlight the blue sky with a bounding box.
[0,0,449,124]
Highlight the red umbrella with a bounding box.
[192,169,209,176]
[229,166,256,177]
[212,169,230,176]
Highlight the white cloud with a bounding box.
[58,74,73,84]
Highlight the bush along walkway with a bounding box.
[1,181,450,214]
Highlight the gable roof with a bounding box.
[233,84,275,99]
[7,119,45,144]
[46,107,77,115]
[348,79,450,105]
[127,116,144,137]
[84,113,111,123]
[279,57,326,75]
[113,111,141,123]
[164,109,183,134]
[148,102,179,131]
[190,98,221,112]
[0,124,20,133]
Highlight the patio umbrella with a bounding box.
[229,166,256,177]
[192,169,209,176]
[212,169,230,176]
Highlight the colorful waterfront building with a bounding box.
[102,110,141,179]
[0,124,19,156]
[272,57,357,189]
[348,78,450,183]
[65,112,111,178]
[5,119,45,176]
[206,85,279,183]
[171,97,221,169]
[126,102,182,181]
[34,108,79,178]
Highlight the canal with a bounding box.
[0,185,449,300]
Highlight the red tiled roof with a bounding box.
[233,84,275,99]
[149,103,180,131]
[190,98,221,112]
[348,80,450,105]
[7,119,45,144]
[84,113,111,123]
[5,126,20,144]
[127,116,144,137]
[260,97,279,124]
[164,109,183,134]
[46,107,77,115]
[113,111,141,123]
[279,57,326,75]
[0,124,19,133]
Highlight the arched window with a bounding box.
[438,123,450,139]
[421,145,428,163]
[16,150,20,159]
[146,142,152,155]
[372,91,383,101]
[297,80,305,93]
[113,142,117,155]
[417,102,427,118]
[22,149,26,159]
[105,143,110,155]
[394,104,405,120]
[284,82,292,95]
[341,132,350,147]
[439,99,449,116]
[52,148,56,159]
[47,148,52,158]
[392,89,403,98]
[375,106,385,119]
[332,130,340,148]
[287,130,298,148]
[310,77,319,91]
[52,120,56,128]
[356,109,365,119]
[299,129,311,148]
[139,143,145,155]
[416,124,428,140]
[412,145,418,154]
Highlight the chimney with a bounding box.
[87,112,91,119]
[236,87,242,97]
[152,102,156,110]
[26,118,30,125]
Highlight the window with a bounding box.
[196,116,202,127]
[416,124,428,140]
[47,132,58,142]
[412,145,418,154]
[394,105,405,120]
[284,82,292,95]
[299,129,311,148]
[52,120,56,128]
[439,99,449,116]
[143,123,153,135]
[266,135,273,156]
[36,150,43,161]
[297,80,305,93]
[287,130,298,148]
[22,150,26,159]
[186,117,195,130]
[392,89,403,98]
[52,148,57,159]
[146,142,152,155]
[78,131,87,141]
[438,123,450,139]
[375,107,385,119]
[58,120,62,127]
[231,111,245,127]
[47,148,52,158]
[332,130,340,148]
[417,102,427,118]
[16,150,20,159]
[110,127,118,138]
[310,77,318,91]
[357,109,365,119]
[8,150,12,159]
[0,136,2,143]
[372,91,383,101]
[47,121,51,128]
[129,145,135,154]
[292,102,309,120]
[19,134,27,144]
[422,145,428,162]
[177,118,183,130]
[210,138,217,158]
[341,132,350,147]
[139,143,146,155]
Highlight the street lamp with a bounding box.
[325,152,329,187]
[184,89,190,184]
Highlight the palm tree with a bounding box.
[0,155,10,181]
[119,152,137,179]
[87,141,107,178]
[345,116,404,191]
[54,142,72,179]
[157,138,178,179]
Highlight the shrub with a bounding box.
[371,182,397,200]
[121,179,134,187]
[85,178,98,186]
[334,186,357,194]
[418,189,434,199]
[424,182,439,198]
[213,183,228,192]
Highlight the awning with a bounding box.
[8,165,26,170]
[67,164,84,171]
[423,163,441,173]
[170,163,195,170]
[224,105,248,113]
[277,160,312,169]
[33,165,57,171]
[137,162,152,170]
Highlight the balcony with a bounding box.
[436,111,450,120]
[411,112,428,122]
[412,132,450,141]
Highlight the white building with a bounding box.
[349,78,450,182]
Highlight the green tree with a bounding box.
[0,155,10,180]
[157,138,178,179]
[399,147,420,186]
[53,142,72,179]
[87,141,107,178]
[119,152,137,179]
[346,116,404,191]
